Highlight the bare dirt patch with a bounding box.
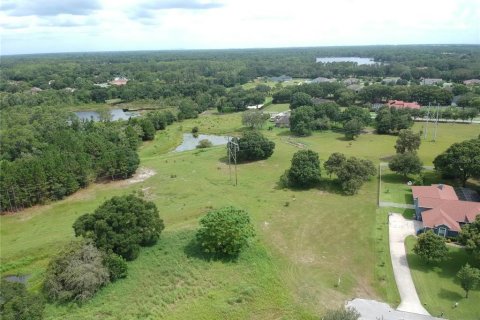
[126,167,157,184]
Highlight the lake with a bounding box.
[74,109,139,121]
[316,57,378,65]
[174,133,231,152]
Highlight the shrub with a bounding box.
[323,307,360,320]
[103,253,128,281]
[73,195,165,261]
[43,240,110,303]
[0,280,45,320]
[196,207,255,256]
[196,139,213,149]
[286,149,321,188]
[413,230,448,264]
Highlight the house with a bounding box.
[386,100,421,110]
[343,77,359,85]
[347,84,362,93]
[310,77,334,83]
[412,184,480,237]
[421,78,443,85]
[29,87,43,94]
[110,77,128,86]
[274,112,290,128]
[382,77,400,84]
[269,75,292,82]
[463,79,480,86]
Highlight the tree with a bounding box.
[242,110,270,129]
[286,149,321,188]
[343,119,364,140]
[139,118,155,141]
[73,195,165,260]
[197,139,213,148]
[388,152,423,177]
[0,280,45,320]
[234,131,275,161]
[323,307,360,320]
[324,152,346,177]
[43,240,110,303]
[336,157,376,195]
[290,92,313,109]
[413,230,448,264]
[196,206,255,256]
[457,263,480,298]
[395,129,421,154]
[459,215,480,259]
[103,253,128,281]
[433,138,480,187]
[290,106,315,136]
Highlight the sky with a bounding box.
[1,0,479,55]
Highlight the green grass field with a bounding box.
[263,103,290,112]
[1,117,479,319]
[406,237,480,320]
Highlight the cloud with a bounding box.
[143,0,223,10]
[2,0,101,17]
[37,16,99,28]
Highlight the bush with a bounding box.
[103,253,128,281]
[0,280,45,320]
[323,307,360,320]
[413,230,448,263]
[43,240,110,303]
[233,131,275,161]
[73,195,165,261]
[196,206,255,256]
[286,149,321,188]
[196,139,213,149]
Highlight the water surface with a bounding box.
[74,109,139,121]
[174,133,231,152]
[316,57,378,65]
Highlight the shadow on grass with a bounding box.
[381,173,409,184]
[183,239,239,263]
[276,130,293,137]
[438,288,463,301]
[272,177,346,195]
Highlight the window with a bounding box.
[438,227,447,237]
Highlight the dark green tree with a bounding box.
[336,157,376,195]
[459,215,480,259]
[324,152,347,177]
[433,138,480,187]
[286,150,321,188]
[290,92,313,109]
[234,131,275,161]
[73,195,164,260]
[343,119,364,140]
[290,106,315,136]
[0,280,45,320]
[196,206,255,256]
[395,129,421,154]
[388,152,423,177]
[242,110,270,129]
[413,230,448,264]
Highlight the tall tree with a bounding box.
[459,215,480,259]
[457,263,480,298]
[388,152,423,177]
[413,230,448,264]
[395,129,421,154]
[286,150,321,188]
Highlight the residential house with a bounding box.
[110,77,128,86]
[421,78,443,85]
[270,75,292,82]
[343,77,359,85]
[463,79,480,86]
[29,87,43,94]
[412,184,480,237]
[386,100,421,110]
[274,112,290,128]
[310,77,334,83]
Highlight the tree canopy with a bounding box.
[457,263,480,298]
[285,150,321,188]
[73,195,165,260]
[413,230,448,264]
[395,129,421,154]
[388,152,423,177]
[233,131,275,161]
[459,215,480,259]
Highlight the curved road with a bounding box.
[389,213,430,315]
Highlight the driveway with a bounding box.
[389,213,430,315]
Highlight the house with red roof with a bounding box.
[412,184,480,237]
[386,100,421,110]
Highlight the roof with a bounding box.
[386,100,421,110]
[422,200,480,232]
[412,184,480,232]
[412,184,458,202]
[463,79,480,85]
[311,77,333,83]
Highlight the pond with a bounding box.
[4,274,30,284]
[174,133,231,152]
[316,57,378,65]
[74,109,139,121]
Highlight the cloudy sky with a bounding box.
[1,0,479,55]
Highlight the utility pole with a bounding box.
[433,104,440,142]
[227,137,239,186]
[424,103,431,140]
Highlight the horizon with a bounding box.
[1,0,479,56]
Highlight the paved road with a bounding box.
[379,202,415,209]
[347,298,444,320]
[389,213,430,315]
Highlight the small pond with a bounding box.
[316,57,378,65]
[74,109,139,121]
[174,133,231,152]
[4,274,30,284]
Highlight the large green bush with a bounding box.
[196,207,255,256]
[286,149,321,188]
[0,280,45,320]
[73,195,164,260]
[233,131,275,161]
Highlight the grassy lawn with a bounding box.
[380,168,414,205]
[263,103,290,113]
[406,236,480,320]
[1,114,479,318]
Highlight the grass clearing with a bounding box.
[406,236,480,320]
[1,114,479,318]
[263,103,290,113]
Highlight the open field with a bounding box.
[406,236,480,320]
[263,103,290,113]
[1,115,479,319]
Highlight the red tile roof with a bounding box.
[412,184,458,202]
[412,184,480,232]
[386,100,421,110]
